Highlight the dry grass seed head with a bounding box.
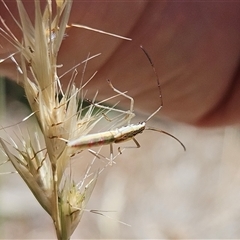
[0,0,135,238]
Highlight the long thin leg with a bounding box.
[85,79,135,128]
[88,148,117,165]
[117,137,141,156]
[107,79,135,125]
[109,143,114,165]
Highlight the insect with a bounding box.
[68,46,186,164]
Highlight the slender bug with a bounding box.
[68,46,186,165]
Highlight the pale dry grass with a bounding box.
[1,0,240,239]
[1,103,240,239]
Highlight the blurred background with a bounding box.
[0,77,240,239]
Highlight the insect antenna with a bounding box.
[140,45,163,121]
[146,127,186,151]
[140,46,186,151]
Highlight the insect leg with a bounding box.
[132,137,141,148]
[117,137,141,157]
[85,95,131,129]
[88,149,101,159]
[88,147,117,165]
[85,79,135,128]
[109,143,114,165]
[107,79,135,125]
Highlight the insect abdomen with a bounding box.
[68,131,115,149]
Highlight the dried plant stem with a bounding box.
[52,165,61,239]
[0,1,134,239]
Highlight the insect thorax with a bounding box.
[114,122,146,143]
